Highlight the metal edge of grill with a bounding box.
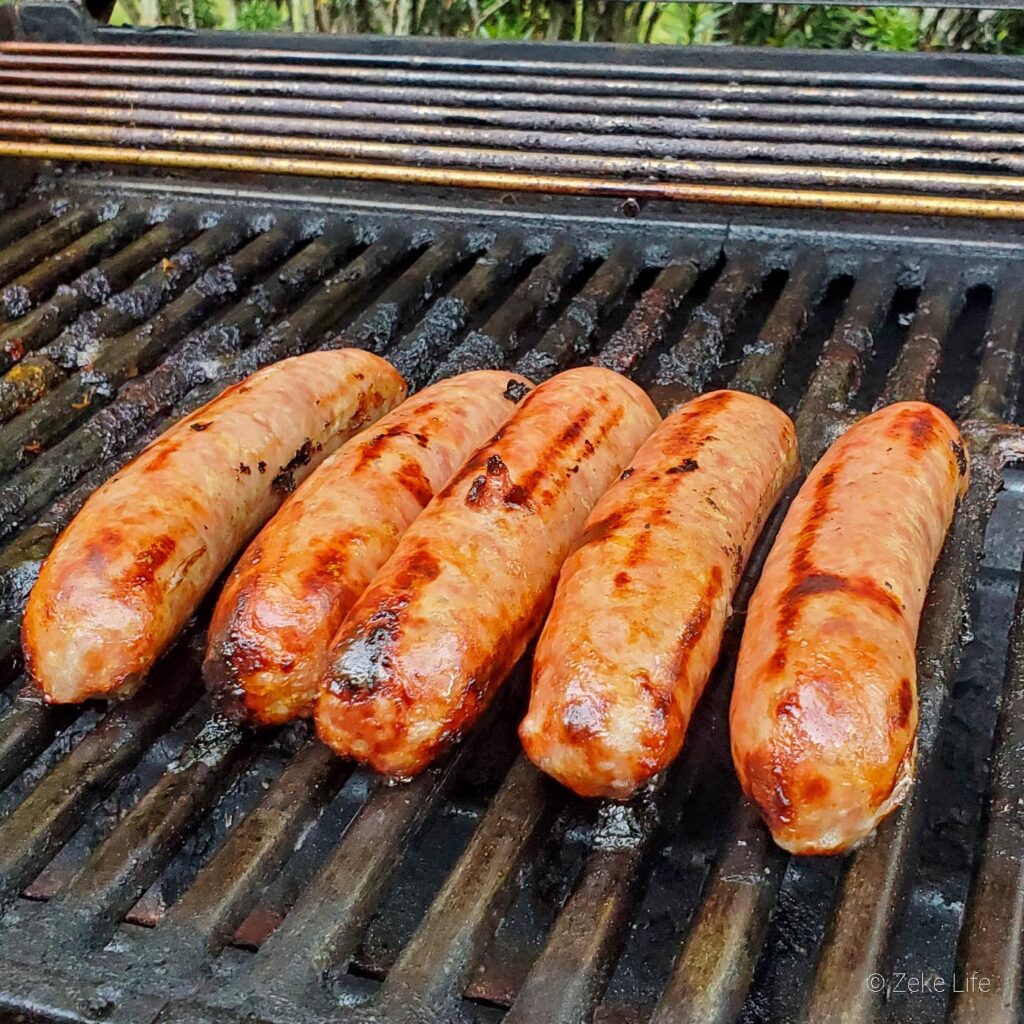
[0,9,1022,1024]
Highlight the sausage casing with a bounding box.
[730,401,969,854]
[204,370,532,726]
[520,390,798,799]
[23,350,405,704]
[316,366,661,777]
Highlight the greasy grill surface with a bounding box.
[14,35,1024,218]
[0,171,1022,1024]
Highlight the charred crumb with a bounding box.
[257,461,267,474]
[466,475,487,505]
[706,497,721,512]
[190,421,212,431]
[272,471,297,494]
[238,463,251,476]
[272,438,315,494]
[667,459,700,475]
[620,468,634,480]
[503,379,531,403]
[951,438,968,476]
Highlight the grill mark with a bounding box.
[116,534,176,592]
[771,469,837,671]
[562,695,609,741]
[891,676,914,731]
[142,441,181,475]
[298,545,353,602]
[672,563,724,682]
[327,546,441,701]
[744,744,794,828]
[395,458,433,505]
[885,404,940,458]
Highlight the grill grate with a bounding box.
[15,33,1024,218]
[0,141,1023,1024]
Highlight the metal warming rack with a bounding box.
[0,5,1022,1023]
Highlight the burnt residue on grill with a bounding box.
[0,24,1023,1024]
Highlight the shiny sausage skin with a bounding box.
[23,350,405,704]
[316,366,660,778]
[730,402,969,855]
[521,390,798,799]
[204,370,532,726]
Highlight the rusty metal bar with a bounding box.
[8,54,1024,113]
[649,804,786,1024]
[20,83,1024,148]
[648,251,767,415]
[0,696,76,793]
[429,237,581,382]
[7,142,1024,222]
[13,119,1024,200]
[329,232,477,354]
[729,255,829,400]
[15,71,1024,135]
[12,41,1024,95]
[965,272,1024,421]
[0,208,150,321]
[146,741,351,968]
[389,233,527,390]
[879,263,964,406]
[24,715,252,951]
[12,100,1024,176]
[597,258,703,378]
[0,658,200,915]
[0,213,245,414]
[0,197,59,253]
[947,546,1024,1024]
[796,260,901,459]
[515,242,639,382]
[0,211,198,377]
[368,757,551,1022]
[0,205,100,293]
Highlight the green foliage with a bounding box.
[237,0,283,29]
[102,1,1024,55]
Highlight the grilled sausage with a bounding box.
[23,350,405,704]
[520,390,798,799]
[204,370,533,726]
[316,366,660,777]
[730,401,969,854]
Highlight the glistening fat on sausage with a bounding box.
[23,349,406,704]
[315,366,661,778]
[520,390,798,799]
[730,401,969,855]
[204,370,533,726]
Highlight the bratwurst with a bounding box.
[24,350,405,704]
[204,370,532,726]
[730,401,969,854]
[316,366,660,777]
[521,390,798,799]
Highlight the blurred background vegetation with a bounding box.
[107,0,1024,54]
